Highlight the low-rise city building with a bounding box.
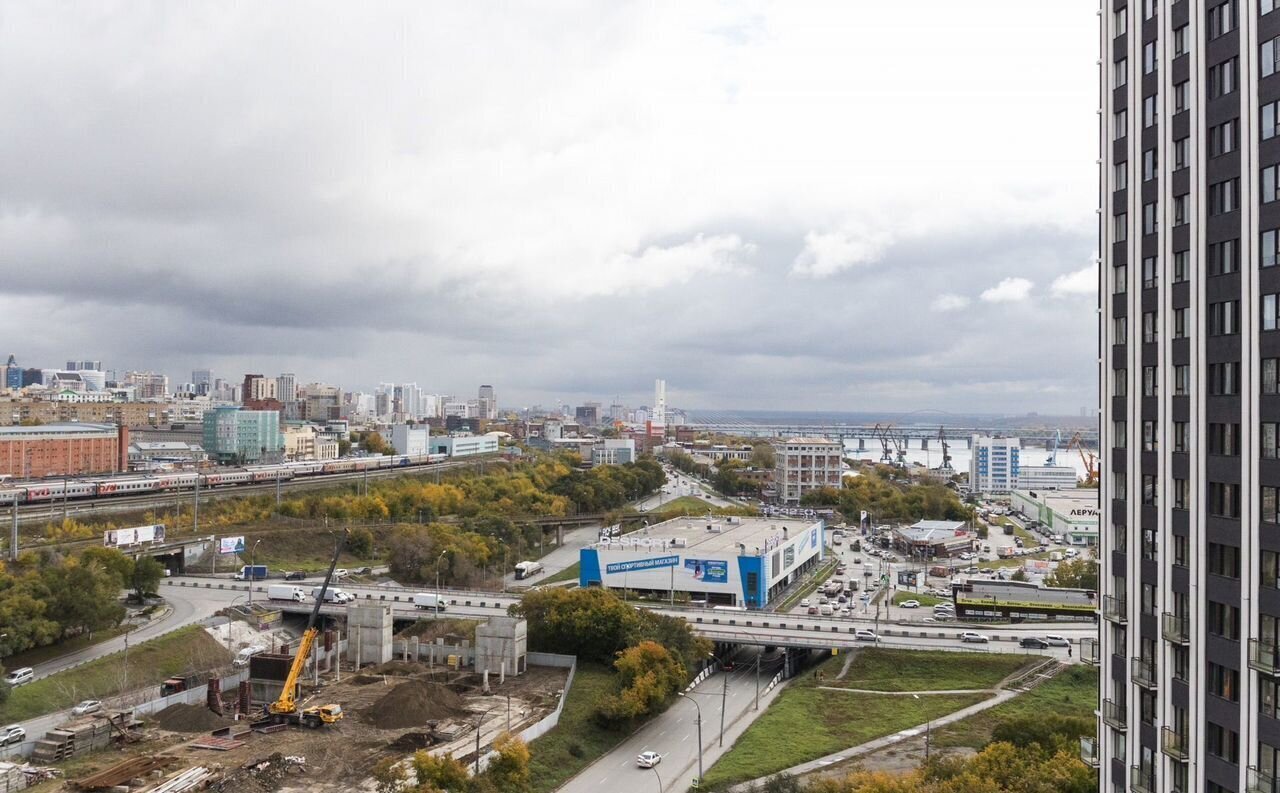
[969,435,1021,494]
[1010,487,1099,546]
[430,434,499,458]
[390,424,431,457]
[202,406,283,464]
[890,520,975,559]
[773,437,842,504]
[0,423,128,478]
[1014,464,1079,491]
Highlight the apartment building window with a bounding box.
[1174,477,1189,509]
[1208,600,1241,639]
[1174,250,1188,281]
[1145,41,1159,74]
[1143,474,1158,505]
[1113,420,1128,448]
[1174,421,1188,451]
[1174,534,1189,567]
[1209,542,1242,578]
[1115,262,1127,292]
[1174,307,1188,338]
[1263,550,1280,589]
[1209,662,1240,701]
[1209,361,1239,394]
[1114,472,1128,500]
[1115,58,1129,88]
[1266,230,1280,270]
[1209,178,1239,214]
[1267,422,1280,458]
[1114,161,1128,190]
[1208,1,1237,39]
[1174,364,1189,395]
[1267,0,1278,15]
[1143,310,1159,341]
[1265,486,1280,523]
[1210,482,1241,518]
[1115,368,1128,396]
[1115,9,1128,34]
[1264,359,1280,393]
[1143,420,1159,451]
[1209,238,1239,273]
[1210,119,1239,156]
[1209,58,1239,98]
[1174,194,1189,225]
[1266,101,1280,140]
[1113,316,1128,343]
[1144,202,1159,234]
[1145,0,1157,19]
[1170,81,1188,115]
[1209,300,1240,335]
[1144,148,1158,181]
[1263,678,1280,719]
[1266,36,1280,77]
[1265,164,1280,203]
[1265,293,1280,330]
[1210,422,1241,455]
[1114,109,1128,140]
[1173,24,1189,56]
[1114,213,1128,241]
[1174,137,1189,169]
[1144,94,1159,128]
[1144,365,1159,396]
[1208,722,1240,763]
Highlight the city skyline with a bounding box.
[0,2,1098,414]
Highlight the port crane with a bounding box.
[1044,429,1062,466]
[935,426,955,475]
[1065,432,1098,487]
[267,528,349,729]
[873,423,895,464]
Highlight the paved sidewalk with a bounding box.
[816,686,993,695]
[725,688,1018,792]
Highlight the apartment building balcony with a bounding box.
[1160,726,1188,762]
[1162,612,1188,645]
[1079,637,1100,665]
[1103,595,1127,624]
[1248,766,1277,793]
[1130,657,1157,689]
[1102,698,1127,731]
[1079,736,1099,768]
[1249,639,1280,676]
[1130,763,1156,793]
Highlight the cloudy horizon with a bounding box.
[0,1,1098,413]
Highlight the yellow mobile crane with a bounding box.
[267,529,348,729]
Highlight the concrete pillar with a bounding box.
[858,438,865,450]
[920,439,928,450]
[555,524,564,546]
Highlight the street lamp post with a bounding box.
[678,692,703,785]
[650,764,663,792]
[435,550,449,617]
[247,539,262,609]
[912,694,931,761]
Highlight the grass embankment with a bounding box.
[396,618,480,642]
[0,625,231,723]
[775,557,841,612]
[701,653,988,789]
[650,495,721,515]
[931,664,1099,749]
[231,527,385,574]
[978,551,1051,570]
[891,591,945,608]
[527,664,641,793]
[2,626,134,671]
[1011,524,1041,547]
[823,649,1032,692]
[539,562,582,585]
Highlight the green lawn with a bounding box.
[823,649,1033,692]
[650,495,720,515]
[892,591,945,608]
[978,551,1051,570]
[527,664,636,793]
[539,562,581,585]
[931,665,1099,749]
[701,655,988,789]
[0,625,231,723]
[1011,525,1041,547]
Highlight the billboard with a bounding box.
[684,558,728,584]
[605,555,678,575]
[103,524,166,548]
[783,546,795,569]
[219,536,246,555]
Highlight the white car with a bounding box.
[1044,635,1070,647]
[72,700,102,716]
[855,629,879,642]
[637,751,661,768]
[800,598,810,608]
[333,569,350,579]
[899,599,921,609]
[958,632,990,644]
[0,724,24,746]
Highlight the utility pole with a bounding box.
[10,501,17,562]
[755,653,761,711]
[679,693,703,786]
[193,471,200,534]
[719,669,727,748]
[276,471,282,506]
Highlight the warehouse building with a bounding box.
[579,515,825,609]
[1009,488,1098,547]
[0,423,128,478]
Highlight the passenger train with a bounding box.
[0,452,449,506]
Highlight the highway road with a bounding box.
[502,524,600,587]
[560,647,785,793]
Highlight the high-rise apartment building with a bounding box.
[478,384,496,419]
[1098,3,1280,791]
[123,371,169,400]
[969,436,1021,495]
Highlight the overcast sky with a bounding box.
[0,2,1098,414]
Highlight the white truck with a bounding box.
[311,586,354,604]
[232,645,267,668]
[268,584,308,602]
[413,593,447,611]
[514,560,544,580]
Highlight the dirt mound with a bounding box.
[367,660,433,676]
[389,731,437,751]
[151,703,232,733]
[361,680,466,729]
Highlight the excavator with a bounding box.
[266,529,349,729]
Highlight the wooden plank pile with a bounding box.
[31,713,138,764]
[71,755,176,791]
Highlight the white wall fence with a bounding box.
[475,653,577,772]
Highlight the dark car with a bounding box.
[284,571,306,581]
[1019,637,1050,649]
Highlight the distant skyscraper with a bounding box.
[652,379,666,428]
[65,360,102,371]
[276,373,297,403]
[3,354,19,390]
[192,369,213,396]
[478,384,497,419]
[123,371,170,400]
